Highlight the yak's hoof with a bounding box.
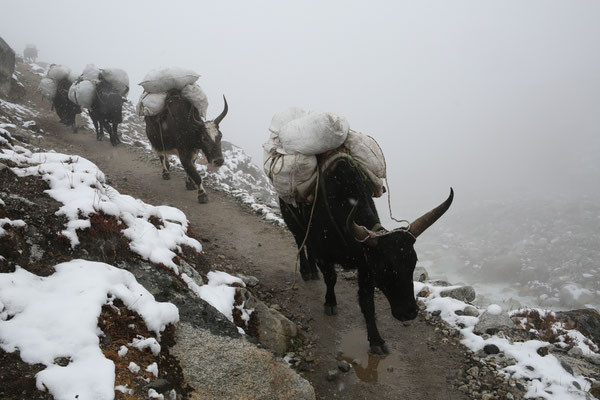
[162,172,170,180]
[110,137,120,146]
[198,191,209,203]
[96,134,103,141]
[324,305,337,316]
[369,343,390,355]
[186,181,196,190]
[71,125,78,133]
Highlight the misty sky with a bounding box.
[3,0,600,221]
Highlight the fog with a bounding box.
[3,0,600,309]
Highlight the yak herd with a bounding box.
[42,61,452,354]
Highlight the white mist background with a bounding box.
[3,0,600,309]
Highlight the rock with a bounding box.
[440,286,476,303]
[179,260,204,287]
[146,378,172,393]
[237,274,259,287]
[474,311,515,335]
[432,310,442,317]
[430,280,452,287]
[481,394,494,400]
[567,346,583,358]
[560,359,573,375]
[413,266,429,282]
[572,381,581,390]
[327,369,338,381]
[555,308,600,345]
[467,366,479,377]
[463,306,479,317]
[337,360,351,373]
[172,323,315,400]
[536,347,549,357]
[241,289,298,354]
[341,271,356,281]
[483,344,500,355]
[584,353,600,366]
[417,286,431,298]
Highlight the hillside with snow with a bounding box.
[1,57,599,400]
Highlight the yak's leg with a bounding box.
[306,246,320,280]
[185,176,196,190]
[108,121,120,146]
[318,260,337,315]
[178,150,207,203]
[358,272,388,354]
[94,118,103,141]
[160,154,170,180]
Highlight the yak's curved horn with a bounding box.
[408,188,454,238]
[346,200,379,246]
[214,95,228,126]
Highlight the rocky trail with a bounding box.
[15,76,477,400]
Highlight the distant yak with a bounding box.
[89,79,125,146]
[144,91,228,203]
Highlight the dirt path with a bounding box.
[28,90,470,400]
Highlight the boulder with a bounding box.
[413,266,429,282]
[0,36,16,97]
[440,286,476,303]
[240,288,298,354]
[473,311,516,335]
[555,308,600,347]
[172,323,314,400]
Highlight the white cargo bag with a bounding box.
[38,77,57,100]
[263,151,317,205]
[47,65,71,81]
[67,70,80,83]
[136,92,167,116]
[181,84,208,119]
[68,80,96,108]
[100,68,129,96]
[278,111,349,155]
[139,67,200,93]
[269,107,313,134]
[81,64,101,82]
[344,131,386,179]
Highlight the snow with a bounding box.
[148,388,165,399]
[0,148,201,273]
[128,362,141,374]
[146,362,159,377]
[118,345,128,357]
[416,280,594,399]
[0,260,179,400]
[0,217,26,236]
[131,336,161,356]
[487,304,502,315]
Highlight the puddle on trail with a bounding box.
[337,328,410,385]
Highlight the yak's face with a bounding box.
[369,230,419,321]
[201,121,224,168]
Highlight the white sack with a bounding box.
[47,65,71,81]
[81,64,101,82]
[279,112,349,155]
[269,107,313,134]
[100,68,129,96]
[263,151,317,205]
[38,77,57,100]
[68,80,96,108]
[136,92,167,117]
[67,70,80,83]
[181,84,208,119]
[344,131,386,179]
[139,67,200,94]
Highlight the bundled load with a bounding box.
[263,107,386,205]
[136,67,208,119]
[68,64,130,109]
[100,68,129,96]
[37,64,78,100]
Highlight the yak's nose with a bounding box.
[213,158,224,167]
[392,306,419,321]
